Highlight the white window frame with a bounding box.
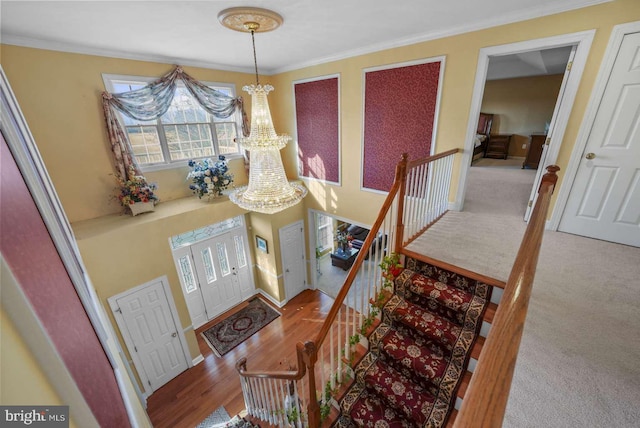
[316,213,334,252]
[102,73,242,172]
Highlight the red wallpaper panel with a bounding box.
[363,61,441,191]
[295,77,340,183]
[0,137,130,427]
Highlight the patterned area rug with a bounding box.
[202,298,280,357]
[195,407,260,428]
[335,257,492,427]
[195,406,230,428]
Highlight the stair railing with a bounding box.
[398,149,458,248]
[454,165,560,428]
[236,149,460,427]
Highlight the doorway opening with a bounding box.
[456,31,595,223]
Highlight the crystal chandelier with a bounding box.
[219,8,307,214]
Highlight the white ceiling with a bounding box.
[1,0,604,75]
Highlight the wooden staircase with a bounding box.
[233,150,559,428]
[323,253,504,427]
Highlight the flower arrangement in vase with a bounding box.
[115,168,158,216]
[335,230,351,253]
[187,156,234,199]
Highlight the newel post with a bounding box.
[300,341,319,427]
[394,153,409,254]
[539,165,560,192]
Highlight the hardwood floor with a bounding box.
[146,290,334,428]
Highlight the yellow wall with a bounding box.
[481,74,564,157]
[271,0,640,217]
[0,45,256,223]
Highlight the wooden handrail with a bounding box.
[454,165,559,428]
[405,148,459,170]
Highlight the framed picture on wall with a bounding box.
[256,236,268,253]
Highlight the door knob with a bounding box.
[286,269,290,273]
[585,153,596,160]
[172,332,177,337]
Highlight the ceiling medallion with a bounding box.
[217,7,283,33]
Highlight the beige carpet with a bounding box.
[407,160,640,427]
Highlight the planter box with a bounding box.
[128,202,155,216]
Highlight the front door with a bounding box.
[115,278,188,392]
[192,236,241,320]
[280,221,307,301]
[559,32,640,247]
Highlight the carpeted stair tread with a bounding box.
[339,383,414,428]
[355,353,436,425]
[333,258,494,428]
[383,294,462,352]
[395,270,473,325]
[369,323,448,393]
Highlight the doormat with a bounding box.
[201,298,280,357]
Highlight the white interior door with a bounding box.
[280,221,307,301]
[559,32,640,246]
[524,45,577,221]
[192,236,241,320]
[115,279,188,392]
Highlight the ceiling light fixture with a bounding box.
[219,7,307,215]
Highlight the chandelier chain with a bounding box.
[250,30,260,85]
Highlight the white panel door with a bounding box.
[116,279,188,392]
[280,221,307,301]
[172,246,208,329]
[559,32,640,247]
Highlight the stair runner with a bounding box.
[333,258,492,428]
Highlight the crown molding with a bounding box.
[1,34,261,75]
[1,0,610,76]
[271,0,611,74]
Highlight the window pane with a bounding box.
[126,125,164,164]
[164,124,214,161]
[215,122,239,154]
[161,87,207,124]
[234,236,247,268]
[178,255,197,293]
[217,242,231,276]
[201,247,217,283]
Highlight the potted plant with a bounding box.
[116,170,158,216]
[187,156,234,199]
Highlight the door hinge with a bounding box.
[148,380,151,387]
[567,61,573,71]
[528,200,533,207]
[545,137,551,146]
[134,346,138,352]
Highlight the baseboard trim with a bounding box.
[192,354,204,366]
[257,289,286,308]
